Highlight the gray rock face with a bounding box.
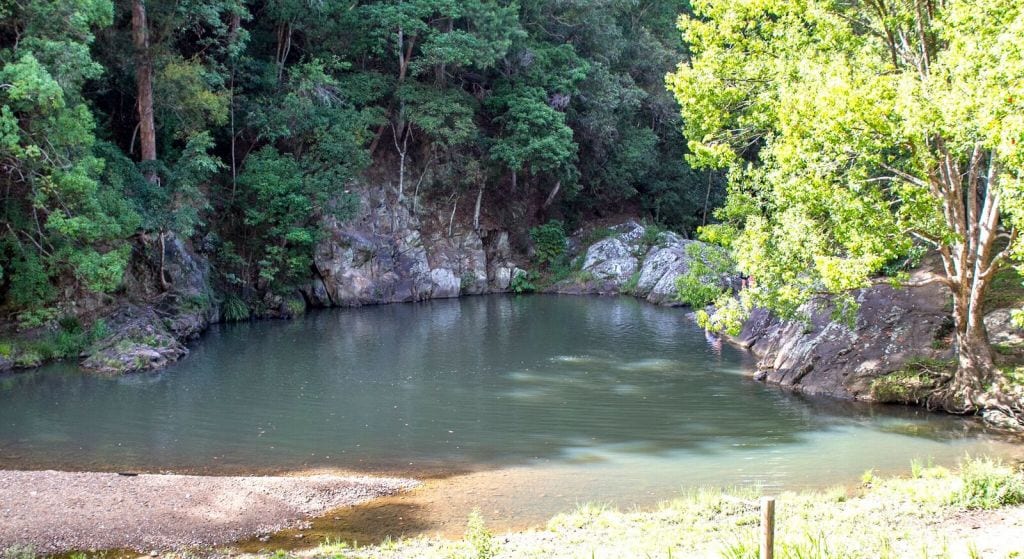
[636,236,697,305]
[985,309,1024,345]
[305,189,514,307]
[582,238,638,283]
[555,221,724,305]
[737,272,951,400]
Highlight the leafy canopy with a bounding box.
[668,0,1024,330]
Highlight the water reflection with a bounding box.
[0,295,1015,482]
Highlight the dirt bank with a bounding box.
[0,470,417,553]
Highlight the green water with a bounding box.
[0,296,1017,495]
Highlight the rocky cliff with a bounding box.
[735,261,1024,411]
[302,188,522,307]
[61,210,716,374]
[736,271,953,400]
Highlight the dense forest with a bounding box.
[0,0,722,323]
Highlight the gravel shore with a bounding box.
[0,470,418,553]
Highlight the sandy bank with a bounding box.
[0,470,417,553]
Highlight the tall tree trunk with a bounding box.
[950,287,997,400]
[542,180,561,210]
[473,183,484,232]
[131,0,157,180]
[368,30,417,156]
[920,146,1017,413]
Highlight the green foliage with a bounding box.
[694,292,748,337]
[880,244,928,278]
[510,270,537,294]
[0,0,140,313]
[232,146,359,292]
[675,244,734,308]
[222,294,250,322]
[0,314,110,367]
[0,0,716,317]
[668,0,1024,365]
[284,297,306,317]
[529,221,567,268]
[488,87,577,179]
[950,457,1024,509]
[621,271,641,296]
[464,510,497,559]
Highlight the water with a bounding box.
[0,295,1019,538]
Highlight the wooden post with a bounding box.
[760,496,775,559]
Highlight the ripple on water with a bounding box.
[0,295,1020,538]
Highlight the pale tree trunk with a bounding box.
[369,29,417,156]
[131,0,157,179]
[899,143,1021,414]
[275,21,292,83]
[391,121,409,203]
[473,183,484,232]
[870,2,1019,419]
[542,180,561,210]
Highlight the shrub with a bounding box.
[529,220,567,267]
[675,243,734,308]
[15,308,59,330]
[464,510,497,559]
[458,270,477,290]
[621,271,641,295]
[285,297,306,317]
[639,222,667,249]
[222,294,251,322]
[510,270,537,294]
[950,457,1024,509]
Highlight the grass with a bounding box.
[223,294,252,322]
[620,271,641,296]
[950,456,1024,509]
[212,458,1024,559]
[0,318,109,368]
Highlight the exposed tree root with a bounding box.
[927,377,1024,431]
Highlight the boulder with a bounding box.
[307,188,496,305]
[81,305,188,375]
[581,238,638,285]
[984,309,1024,346]
[737,268,952,400]
[635,239,696,305]
[492,265,514,290]
[429,268,461,298]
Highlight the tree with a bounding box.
[0,0,139,319]
[130,0,156,175]
[669,0,1024,415]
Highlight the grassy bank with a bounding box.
[3,458,1022,559]
[258,458,1024,559]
